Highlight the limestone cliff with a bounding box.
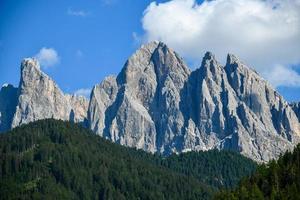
[88,42,300,162]
[11,58,88,128]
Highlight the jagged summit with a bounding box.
[2,83,13,88]
[21,57,40,70]
[226,53,240,65]
[8,58,89,128]
[203,51,216,60]
[88,42,300,162]
[0,84,17,92]
[1,42,300,162]
[140,40,160,51]
[225,53,261,78]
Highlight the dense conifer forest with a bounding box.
[0,119,257,199]
[215,144,300,200]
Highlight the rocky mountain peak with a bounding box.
[119,41,189,84]
[21,58,40,71]
[20,58,42,85]
[140,40,160,52]
[19,58,58,92]
[198,51,223,85]
[89,42,191,154]
[226,53,240,65]
[0,84,17,94]
[1,83,14,89]
[1,41,300,163]
[88,41,300,162]
[203,51,216,61]
[200,51,221,71]
[11,59,89,128]
[151,42,190,77]
[225,53,260,79]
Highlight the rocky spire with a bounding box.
[11,58,89,128]
[88,41,191,154]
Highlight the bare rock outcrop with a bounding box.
[11,58,88,128]
[88,42,300,162]
[290,102,300,122]
[1,42,299,162]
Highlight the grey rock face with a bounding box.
[88,76,118,136]
[11,58,89,128]
[181,53,300,161]
[290,102,300,122]
[88,42,190,153]
[0,84,18,132]
[1,42,299,162]
[88,42,300,162]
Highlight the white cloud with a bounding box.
[74,88,91,98]
[34,47,59,68]
[267,65,300,87]
[141,0,300,87]
[67,8,90,17]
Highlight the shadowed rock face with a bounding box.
[290,102,300,122]
[1,42,299,162]
[9,58,89,129]
[88,41,300,162]
[0,84,18,132]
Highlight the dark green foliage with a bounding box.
[215,144,300,200]
[161,150,257,189]
[0,119,256,199]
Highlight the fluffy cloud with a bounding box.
[74,88,91,98]
[268,65,300,88]
[34,47,59,68]
[141,0,300,87]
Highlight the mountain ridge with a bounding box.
[88,41,300,162]
[1,41,299,162]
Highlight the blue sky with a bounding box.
[0,0,168,95]
[0,0,299,102]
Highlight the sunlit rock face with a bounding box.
[88,42,190,153]
[10,58,89,128]
[1,42,299,162]
[88,42,300,162]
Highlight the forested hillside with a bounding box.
[215,144,300,200]
[0,119,256,199]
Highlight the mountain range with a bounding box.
[1,41,299,162]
